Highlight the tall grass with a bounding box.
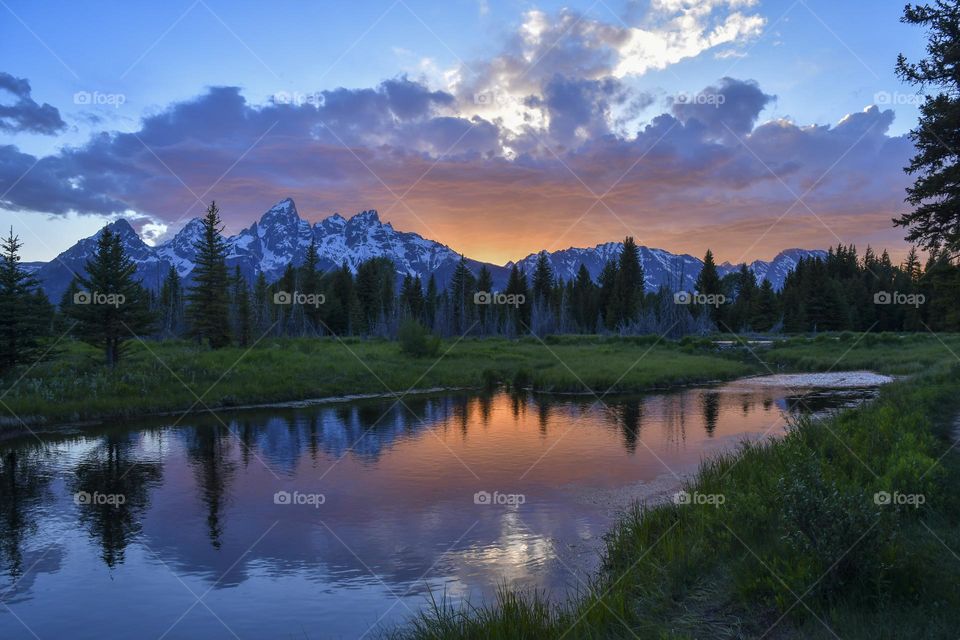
[0,336,753,426]
[764,332,960,375]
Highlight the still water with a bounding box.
[0,375,884,639]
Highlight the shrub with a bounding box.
[512,368,532,390]
[397,319,440,358]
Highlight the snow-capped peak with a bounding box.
[33,197,826,304]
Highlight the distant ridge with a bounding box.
[33,198,826,302]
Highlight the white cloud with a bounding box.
[450,1,766,140]
[613,11,765,77]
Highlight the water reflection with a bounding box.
[0,379,880,639]
[71,433,163,566]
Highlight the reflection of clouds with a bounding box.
[456,510,556,584]
[0,382,884,638]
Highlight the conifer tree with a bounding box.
[186,202,232,348]
[0,228,50,375]
[231,266,253,346]
[695,249,723,326]
[65,226,153,367]
[608,237,644,329]
[895,1,960,252]
[475,265,493,332]
[158,266,184,337]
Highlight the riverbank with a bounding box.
[0,336,756,428]
[390,364,960,639]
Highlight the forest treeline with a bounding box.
[1,201,959,371]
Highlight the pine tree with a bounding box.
[505,265,530,332]
[231,266,253,346]
[300,239,323,332]
[424,274,438,329]
[475,265,493,333]
[449,256,476,335]
[532,252,554,303]
[895,2,960,252]
[608,237,645,330]
[751,280,780,331]
[730,265,758,331]
[186,202,232,348]
[65,226,153,367]
[252,272,271,335]
[695,249,723,326]
[0,228,49,375]
[571,264,597,332]
[903,246,923,283]
[158,266,184,337]
[597,259,618,329]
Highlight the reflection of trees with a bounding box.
[185,426,236,550]
[452,396,470,437]
[476,393,493,426]
[71,434,162,568]
[0,447,53,577]
[509,391,527,419]
[619,400,643,453]
[536,400,550,435]
[701,392,720,436]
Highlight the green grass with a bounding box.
[387,367,960,639]
[763,332,960,375]
[0,335,754,426]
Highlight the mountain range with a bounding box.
[33,198,826,303]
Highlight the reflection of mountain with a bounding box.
[0,384,884,638]
[215,396,474,470]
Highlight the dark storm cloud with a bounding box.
[0,70,913,263]
[0,72,67,135]
[670,77,775,141]
[526,75,629,148]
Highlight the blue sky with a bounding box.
[0,0,932,263]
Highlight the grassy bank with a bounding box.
[390,365,960,639]
[0,335,755,426]
[762,332,960,375]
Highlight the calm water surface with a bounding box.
[0,376,883,639]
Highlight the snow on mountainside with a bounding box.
[723,248,830,288]
[511,244,824,293]
[35,198,505,302]
[34,197,825,303]
[509,243,704,293]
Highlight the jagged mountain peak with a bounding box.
[261,197,300,221]
[33,200,826,303]
[107,218,138,235]
[348,210,381,225]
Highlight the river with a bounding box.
[0,372,889,639]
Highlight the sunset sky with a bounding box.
[0,0,927,264]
